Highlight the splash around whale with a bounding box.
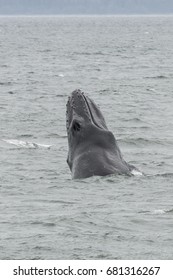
[66,89,142,179]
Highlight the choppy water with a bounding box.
[0,15,173,260]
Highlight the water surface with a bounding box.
[0,15,173,259]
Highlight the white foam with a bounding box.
[2,139,52,149]
[153,209,166,215]
[131,169,143,176]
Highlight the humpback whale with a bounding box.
[66,89,141,179]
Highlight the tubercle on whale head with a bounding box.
[66,89,108,133]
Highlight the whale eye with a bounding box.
[72,121,81,132]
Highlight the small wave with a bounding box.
[95,68,101,71]
[120,137,165,146]
[47,133,67,139]
[125,117,142,123]
[139,208,173,215]
[31,221,56,227]
[155,173,173,178]
[56,94,64,97]
[58,73,64,77]
[99,88,114,94]
[33,246,50,251]
[49,199,75,205]
[153,210,167,215]
[153,208,173,215]
[2,139,52,149]
[19,134,34,138]
[145,75,168,79]
[73,51,105,56]
[0,81,12,86]
[39,49,52,53]
[146,88,156,92]
[54,73,64,78]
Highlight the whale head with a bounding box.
[66,89,121,177]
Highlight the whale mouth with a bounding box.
[66,89,108,133]
[82,93,103,129]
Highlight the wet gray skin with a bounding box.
[66,89,138,179]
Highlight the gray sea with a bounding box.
[0,15,173,260]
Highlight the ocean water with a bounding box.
[0,15,173,260]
